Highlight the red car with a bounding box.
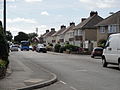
[91,47,103,58]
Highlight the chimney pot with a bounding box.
[70,22,75,26]
[90,11,98,17]
[61,25,66,29]
[51,28,55,32]
[46,30,49,33]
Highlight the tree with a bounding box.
[6,31,13,41]
[0,21,9,68]
[14,32,29,43]
[28,33,38,43]
[28,33,38,40]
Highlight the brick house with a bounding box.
[73,11,103,51]
[96,11,120,43]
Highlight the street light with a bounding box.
[3,0,6,34]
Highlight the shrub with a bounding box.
[0,21,9,68]
[59,46,66,53]
[98,39,107,48]
[54,43,61,52]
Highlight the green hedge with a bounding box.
[0,21,9,68]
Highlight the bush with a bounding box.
[98,39,107,48]
[0,21,9,68]
[54,43,61,52]
[59,46,66,53]
[64,44,79,52]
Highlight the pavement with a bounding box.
[0,54,57,90]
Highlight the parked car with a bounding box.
[36,44,47,53]
[29,46,33,50]
[102,33,120,69]
[10,45,19,52]
[91,47,103,58]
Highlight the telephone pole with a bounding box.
[3,0,6,34]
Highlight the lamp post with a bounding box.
[3,0,6,34]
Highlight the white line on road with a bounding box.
[60,81,67,84]
[70,86,78,90]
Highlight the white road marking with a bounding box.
[70,86,78,90]
[60,80,67,84]
[75,69,88,72]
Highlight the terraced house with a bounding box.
[73,11,103,51]
[51,25,66,46]
[96,11,120,43]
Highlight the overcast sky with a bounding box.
[0,0,120,36]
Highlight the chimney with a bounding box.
[46,30,49,33]
[90,11,98,17]
[61,25,66,29]
[70,22,75,26]
[51,28,55,32]
[81,18,86,22]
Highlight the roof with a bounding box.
[42,31,49,37]
[61,25,75,35]
[74,14,103,30]
[52,27,66,36]
[44,30,56,37]
[96,11,120,26]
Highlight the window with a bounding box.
[99,27,105,33]
[108,25,118,33]
[78,29,82,35]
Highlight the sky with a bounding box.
[0,0,120,37]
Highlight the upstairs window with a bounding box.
[108,25,118,33]
[99,27,105,33]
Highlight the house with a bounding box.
[73,11,103,51]
[51,25,66,46]
[43,28,56,45]
[60,22,75,45]
[41,30,49,44]
[96,11,120,43]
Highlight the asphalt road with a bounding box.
[10,51,120,90]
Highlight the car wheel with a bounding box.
[118,61,120,70]
[102,57,108,67]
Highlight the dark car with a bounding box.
[91,47,103,58]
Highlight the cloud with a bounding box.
[79,0,120,9]
[9,5,16,8]
[25,0,43,2]
[7,17,37,24]
[0,0,15,2]
[41,11,49,16]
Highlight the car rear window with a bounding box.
[94,48,103,51]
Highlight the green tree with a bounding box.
[28,33,38,43]
[14,32,29,43]
[6,31,13,41]
[0,21,9,68]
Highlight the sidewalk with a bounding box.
[0,55,57,90]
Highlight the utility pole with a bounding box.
[4,0,6,34]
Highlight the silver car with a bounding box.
[36,44,47,53]
[10,45,19,52]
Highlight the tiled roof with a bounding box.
[96,11,120,26]
[74,14,103,30]
[61,25,75,35]
[45,30,56,37]
[52,28,66,36]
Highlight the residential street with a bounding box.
[1,51,120,90]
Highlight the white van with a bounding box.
[102,33,120,69]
